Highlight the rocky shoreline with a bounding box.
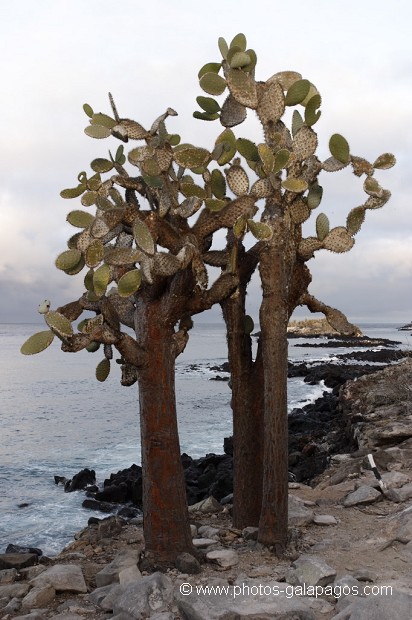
[1,336,412,619]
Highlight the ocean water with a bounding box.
[0,322,410,555]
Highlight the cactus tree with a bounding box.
[193,33,395,551]
[21,32,395,563]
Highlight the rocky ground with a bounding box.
[1,353,412,619]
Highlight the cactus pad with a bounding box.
[322,157,349,172]
[55,249,82,272]
[175,196,203,218]
[363,176,384,197]
[298,236,323,259]
[96,359,110,382]
[250,177,273,199]
[199,72,227,96]
[93,264,111,297]
[117,269,142,297]
[282,177,308,193]
[247,219,273,240]
[174,146,210,169]
[66,210,94,229]
[21,330,55,355]
[290,200,310,224]
[329,134,350,164]
[346,206,366,235]
[45,311,73,338]
[285,79,310,106]
[226,69,258,109]
[225,164,249,196]
[256,80,285,125]
[211,169,227,199]
[236,138,259,161]
[373,153,396,170]
[316,213,330,241]
[307,183,323,209]
[244,315,254,335]
[220,95,247,128]
[292,126,318,161]
[133,219,155,255]
[323,227,354,253]
[153,252,181,277]
[84,124,111,139]
[104,247,142,266]
[363,189,391,210]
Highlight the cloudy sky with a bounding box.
[0,0,411,325]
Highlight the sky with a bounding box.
[0,0,411,325]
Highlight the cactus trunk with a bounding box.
[136,300,195,567]
[257,219,291,553]
[221,288,264,529]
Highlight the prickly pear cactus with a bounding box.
[21,32,395,374]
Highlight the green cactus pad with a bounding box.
[55,249,82,271]
[66,210,94,229]
[281,177,308,193]
[230,33,247,51]
[21,330,55,355]
[83,314,104,333]
[323,227,354,253]
[215,129,237,165]
[45,311,73,338]
[93,264,111,297]
[196,96,221,114]
[174,146,210,169]
[83,103,94,118]
[86,341,100,353]
[304,94,322,127]
[247,219,273,240]
[273,149,291,174]
[205,198,227,212]
[291,110,304,137]
[199,72,227,96]
[229,51,251,69]
[95,196,113,212]
[329,134,350,164]
[117,269,142,297]
[67,232,81,250]
[104,247,142,266]
[180,183,207,199]
[236,138,259,161]
[133,219,155,255]
[307,183,323,209]
[372,153,396,170]
[91,158,114,173]
[81,191,98,207]
[60,185,85,199]
[316,213,330,241]
[242,49,257,73]
[210,169,227,199]
[346,206,366,235]
[96,359,110,382]
[217,37,229,59]
[233,215,247,238]
[244,315,254,335]
[117,119,148,140]
[258,144,275,174]
[198,62,222,79]
[226,69,258,109]
[193,111,220,121]
[285,79,311,106]
[65,256,86,275]
[84,125,112,139]
[91,113,116,129]
[85,239,104,268]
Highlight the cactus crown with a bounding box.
[21,33,395,378]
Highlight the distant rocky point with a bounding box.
[398,321,412,331]
[287,318,362,337]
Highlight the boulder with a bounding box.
[0,554,38,570]
[30,564,87,593]
[286,554,337,587]
[176,577,316,619]
[95,549,140,588]
[343,486,381,507]
[112,572,174,618]
[288,495,314,526]
[331,589,412,619]
[64,468,96,492]
[175,553,201,575]
[206,549,239,569]
[21,585,55,608]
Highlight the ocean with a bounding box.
[0,322,410,555]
